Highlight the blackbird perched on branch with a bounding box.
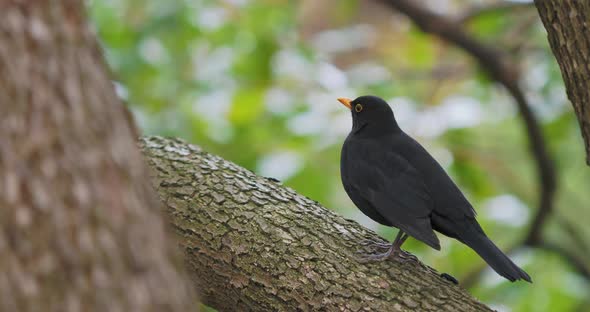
[338,95,531,283]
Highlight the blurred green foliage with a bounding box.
[89,0,590,310]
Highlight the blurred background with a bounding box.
[88,0,589,310]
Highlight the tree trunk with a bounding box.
[535,0,590,165]
[0,2,194,311]
[143,136,493,312]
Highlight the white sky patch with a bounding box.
[273,49,313,81]
[524,62,549,90]
[257,151,303,181]
[347,62,392,86]
[388,97,418,127]
[195,7,227,31]
[440,96,483,128]
[288,89,348,137]
[529,86,571,121]
[192,45,235,84]
[193,90,233,125]
[311,24,375,54]
[404,96,483,138]
[412,110,447,138]
[309,90,354,139]
[287,111,326,136]
[139,37,168,65]
[265,87,294,115]
[316,62,348,90]
[306,89,359,114]
[330,112,353,137]
[548,85,568,108]
[483,194,530,227]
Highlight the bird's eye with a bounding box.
[355,104,363,112]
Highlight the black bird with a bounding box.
[338,95,531,283]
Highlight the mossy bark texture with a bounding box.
[143,136,492,312]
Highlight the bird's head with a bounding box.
[337,95,399,135]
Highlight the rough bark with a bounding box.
[535,0,590,165]
[142,136,492,312]
[0,2,194,311]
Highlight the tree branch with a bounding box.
[141,136,493,311]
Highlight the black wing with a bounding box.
[343,140,440,249]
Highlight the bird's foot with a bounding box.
[356,246,394,263]
[358,239,392,249]
[356,247,422,266]
[395,250,419,263]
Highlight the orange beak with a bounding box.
[337,98,352,110]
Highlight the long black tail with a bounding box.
[460,223,532,283]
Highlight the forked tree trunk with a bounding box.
[535,0,590,165]
[0,1,194,311]
[143,136,493,312]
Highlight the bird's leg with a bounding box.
[355,231,405,262]
[391,230,405,246]
[359,230,405,249]
[389,232,408,256]
[394,231,407,247]
[389,232,419,263]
